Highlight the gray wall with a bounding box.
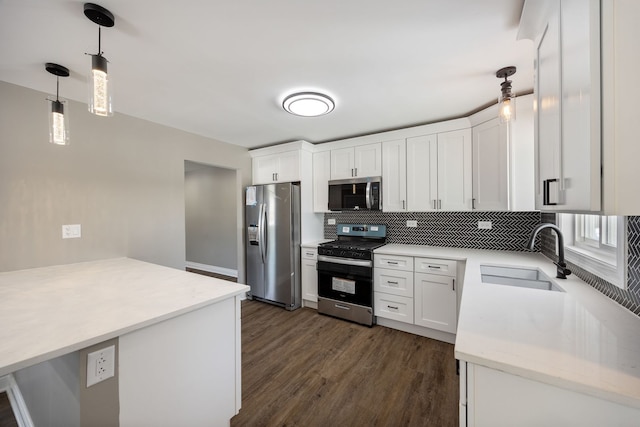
[0,81,251,273]
[185,162,238,271]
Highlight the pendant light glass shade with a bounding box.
[498,93,516,123]
[47,97,70,145]
[88,54,113,116]
[45,63,70,146]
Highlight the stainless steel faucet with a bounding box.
[526,223,572,279]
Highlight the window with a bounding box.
[559,214,626,288]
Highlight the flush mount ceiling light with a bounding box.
[84,2,115,117]
[283,92,335,117]
[45,63,70,145]
[496,66,516,123]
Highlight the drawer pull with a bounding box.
[387,281,399,285]
[387,261,399,265]
[306,252,314,256]
[428,265,441,269]
[387,305,399,310]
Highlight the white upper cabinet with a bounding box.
[313,151,331,213]
[406,134,438,211]
[381,139,407,212]
[330,143,382,179]
[406,129,472,211]
[521,0,601,212]
[472,119,509,211]
[252,150,301,184]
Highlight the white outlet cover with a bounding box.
[328,218,336,225]
[62,224,82,239]
[406,220,418,228]
[87,345,115,387]
[478,221,492,230]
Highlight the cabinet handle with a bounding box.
[276,173,279,181]
[438,199,442,209]
[354,167,358,176]
[402,200,405,209]
[387,281,399,285]
[387,305,399,310]
[453,279,456,291]
[351,168,354,177]
[432,200,436,210]
[306,252,314,256]
[543,179,559,206]
[387,261,399,265]
[472,198,476,209]
[428,265,441,269]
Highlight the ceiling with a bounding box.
[0,0,533,149]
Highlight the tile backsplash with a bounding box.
[323,211,640,317]
[324,211,540,251]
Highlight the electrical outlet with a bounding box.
[406,220,418,228]
[87,345,115,387]
[62,224,81,239]
[478,221,492,230]
[328,218,336,225]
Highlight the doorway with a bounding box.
[184,161,239,279]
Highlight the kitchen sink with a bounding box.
[480,265,564,292]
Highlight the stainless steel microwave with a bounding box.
[328,176,381,211]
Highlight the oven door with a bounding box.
[317,256,373,307]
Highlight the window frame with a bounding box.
[558,214,627,289]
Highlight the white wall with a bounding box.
[0,81,251,274]
[185,162,238,272]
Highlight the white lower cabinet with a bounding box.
[459,362,640,427]
[374,253,458,341]
[301,246,318,308]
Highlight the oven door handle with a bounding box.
[317,255,372,268]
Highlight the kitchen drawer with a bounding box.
[374,293,414,324]
[374,268,414,298]
[414,257,457,277]
[302,247,317,260]
[374,254,414,271]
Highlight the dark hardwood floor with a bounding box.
[0,392,18,427]
[231,300,458,427]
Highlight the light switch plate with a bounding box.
[406,220,418,228]
[328,218,336,225]
[478,221,492,230]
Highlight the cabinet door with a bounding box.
[472,119,509,211]
[382,139,407,212]
[354,143,382,177]
[559,0,601,211]
[414,272,457,334]
[535,5,563,208]
[276,150,301,183]
[437,129,472,211]
[301,258,318,303]
[406,134,438,211]
[252,154,279,184]
[313,151,331,212]
[330,147,355,179]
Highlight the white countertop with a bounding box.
[0,257,249,377]
[375,244,640,409]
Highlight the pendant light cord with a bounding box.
[98,27,102,56]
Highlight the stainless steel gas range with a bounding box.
[317,224,386,326]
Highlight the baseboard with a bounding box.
[185,261,238,278]
[375,317,456,344]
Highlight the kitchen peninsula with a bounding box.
[0,257,248,426]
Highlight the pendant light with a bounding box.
[496,66,516,123]
[45,63,70,145]
[84,3,115,117]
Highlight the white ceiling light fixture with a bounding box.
[283,92,335,117]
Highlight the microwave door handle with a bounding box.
[366,181,372,209]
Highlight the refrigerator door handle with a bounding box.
[365,181,372,209]
[260,203,268,264]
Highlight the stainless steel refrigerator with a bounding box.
[245,182,301,310]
